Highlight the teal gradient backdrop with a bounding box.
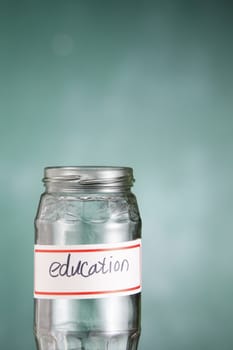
[0,1,232,349]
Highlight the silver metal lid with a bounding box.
[43,166,134,191]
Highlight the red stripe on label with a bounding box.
[35,243,141,253]
[34,285,141,296]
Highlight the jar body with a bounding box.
[34,184,141,350]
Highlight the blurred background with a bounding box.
[0,0,233,349]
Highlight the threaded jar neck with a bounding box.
[43,166,135,192]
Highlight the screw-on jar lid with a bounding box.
[43,166,134,191]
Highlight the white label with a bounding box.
[34,239,141,299]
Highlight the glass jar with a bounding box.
[34,166,142,350]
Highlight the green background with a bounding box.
[0,1,232,349]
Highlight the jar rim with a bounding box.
[43,166,135,190]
